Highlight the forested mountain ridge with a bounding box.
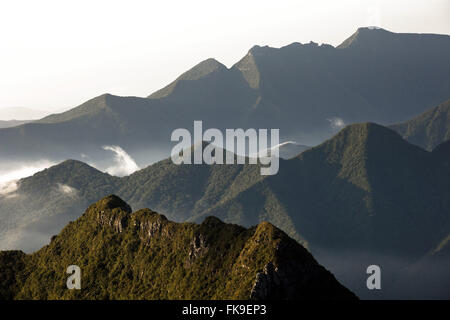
[0,195,357,300]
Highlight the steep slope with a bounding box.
[0,28,449,165]
[0,195,356,300]
[389,99,450,150]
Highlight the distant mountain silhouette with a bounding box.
[0,120,30,129]
[0,28,448,165]
[0,107,49,121]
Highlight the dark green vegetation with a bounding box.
[0,28,449,164]
[390,99,450,151]
[2,121,449,298]
[0,195,356,300]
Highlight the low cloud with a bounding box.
[0,160,57,198]
[0,180,19,198]
[57,183,77,196]
[327,117,345,130]
[251,141,299,157]
[0,160,56,185]
[102,145,140,176]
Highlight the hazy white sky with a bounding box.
[0,0,449,112]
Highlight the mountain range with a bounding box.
[0,195,356,300]
[1,117,449,298]
[0,27,449,167]
[1,26,449,300]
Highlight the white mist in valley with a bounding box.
[0,160,57,197]
[0,145,141,197]
[0,160,57,184]
[102,145,140,176]
[0,180,18,198]
[57,183,78,197]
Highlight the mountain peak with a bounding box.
[322,122,425,159]
[58,159,95,168]
[93,194,132,213]
[328,122,401,146]
[337,27,393,49]
[182,58,226,80]
[148,58,227,99]
[37,93,114,124]
[37,159,104,177]
[201,215,224,226]
[358,26,389,32]
[253,221,280,237]
[341,121,392,133]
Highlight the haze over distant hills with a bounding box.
[0,120,30,129]
[0,27,448,167]
[0,107,49,121]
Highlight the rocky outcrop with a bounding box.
[251,262,278,299]
[245,223,357,300]
[132,209,170,243]
[187,234,208,265]
[94,195,131,233]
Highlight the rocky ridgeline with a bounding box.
[0,195,357,300]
